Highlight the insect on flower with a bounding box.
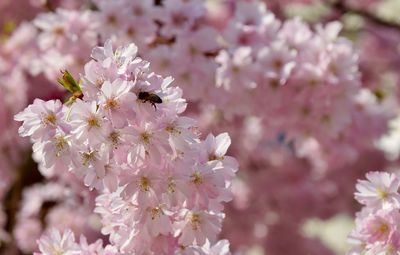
[138,91,163,109]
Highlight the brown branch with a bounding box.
[332,0,400,30]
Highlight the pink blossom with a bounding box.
[35,229,79,255]
[70,100,108,143]
[14,99,67,142]
[98,78,136,128]
[174,209,222,246]
[91,39,138,74]
[355,172,400,209]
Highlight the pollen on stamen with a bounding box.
[139,176,151,191]
[81,150,97,166]
[208,153,224,161]
[108,131,120,146]
[148,207,162,220]
[42,113,57,126]
[376,188,389,200]
[87,114,100,128]
[54,136,67,157]
[378,223,389,234]
[165,124,181,135]
[190,171,203,185]
[140,132,151,145]
[190,213,201,231]
[105,98,119,110]
[51,246,65,255]
[95,78,104,88]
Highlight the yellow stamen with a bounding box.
[95,78,104,88]
[54,136,67,156]
[379,223,389,234]
[190,213,201,230]
[208,153,224,161]
[141,132,151,144]
[81,150,96,166]
[190,171,203,185]
[105,98,119,110]
[376,188,388,200]
[108,131,120,146]
[87,115,100,128]
[165,124,181,135]
[51,246,64,255]
[43,113,57,125]
[139,176,151,191]
[149,207,162,220]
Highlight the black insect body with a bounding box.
[138,91,163,109]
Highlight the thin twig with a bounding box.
[332,0,400,30]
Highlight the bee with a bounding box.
[138,91,163,109]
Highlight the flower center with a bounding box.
[376,188,388,200]
[108,131,120,146]
[54,136,67,156]
[379,223,389,234]
[140,176,151,191]
[42,113,57,126]
[52,26,64,36]
[51,246,64,255]
[81,150,97,166]
[190,213,201,230]
[87,114,100,128]
[208,153,224,161]
[126,26,136,37]
[272,59,283,70]
[165,124,181,135]
[105,98,119,110]
[141,132,151,144]
[95,78,104,88]
[149,207,162,220]
[107,15,118,25]
[190,171,203,185]
[231,65,240,74]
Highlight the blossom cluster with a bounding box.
[16,0,224,105]
[215,1,394,169]
[35,228,230,255]
[1,0,399,254]
[348,171,400,254]
[4,0,388,176]
[12,181,99,254]
[15,39,237,254]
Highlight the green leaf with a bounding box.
[57,70,82,94]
